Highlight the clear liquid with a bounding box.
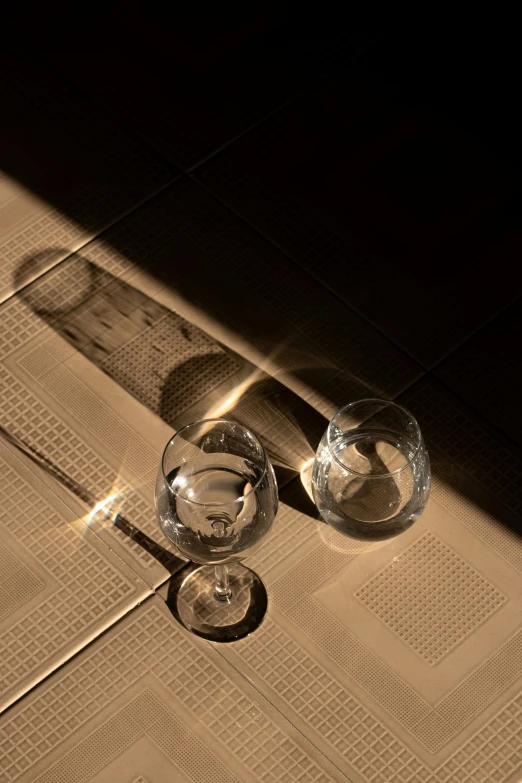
[156,453,277,564]
[312,430,430,540]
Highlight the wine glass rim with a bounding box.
[326,399,423,477]
[161,418,269,505]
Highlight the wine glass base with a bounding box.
[166,562,268,642]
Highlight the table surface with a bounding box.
[1,27,522,783]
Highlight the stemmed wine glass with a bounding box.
[156,419,278,642]
[312,400,430,540]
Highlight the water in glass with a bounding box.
[312,401,430,540]
[156,452,275,564]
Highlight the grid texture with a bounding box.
[0,364,122,504]
[0,299,48,360]
[18,255,241,422]
[218,482,522,774]
[40,364,160,479]
[286,596,432,729]
[0,600,337,783]
[356,532,506,665]
[436,694,522,783]
[33,690,239,783]
[0,542,44,623]
[2,37,521,783]
[233,612,522,781]
[247,504,318,581]
[102,312,240,419]
[0,452,138,706]
[0,363,162,571]
[239,618,432,782]
[431,477,522,573]
[274,545,522,754]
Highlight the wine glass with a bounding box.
[312,399,430,540]
[155,418,278,642]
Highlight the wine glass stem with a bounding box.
[214,565,232,602]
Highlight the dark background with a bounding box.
[1,6,521,530]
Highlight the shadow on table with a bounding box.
[0,420,186,574]
[5,13,522,553]
[159,358,327,469]
[113,515,186,574]
[12,247,522,559]
[12,250,334,567]
[16,249,328,471]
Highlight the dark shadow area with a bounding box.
[15,251,329,521]
[398,377,522,538]
[113,515,185,575]
[2,5,385,173]
[1,11,522,550]
[0,422,95,508]
[160,359,327,467]
[164,561,268,643]
[279,474,323,521]
[17,251,328,458]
